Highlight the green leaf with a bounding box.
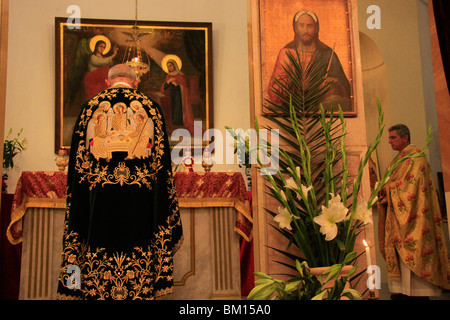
[343,251,357,265]
[255,278,274,286]
[335,238,345,251]
[311,290,327,300]
[253,272,272,280]
[285,280,301,293]
[247,282,277,300]
[347,265,358,278]
[342,289,362,300]
[322,265,341,283]
[295,259,309,276]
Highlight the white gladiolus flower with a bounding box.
[285,178,298,190]
[353,201,373,225]
[274,207,293,230]
[373,181,379,191]
[369,196,378,208]
[285,177,312,200]
[300,184,312,197]
[287,166,301,179]
[295,166,301,178]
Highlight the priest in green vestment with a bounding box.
[56,64,183,300]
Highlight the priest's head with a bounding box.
[388,124,411,152]
[106,64,139,88]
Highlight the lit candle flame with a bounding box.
[363,239,368,247]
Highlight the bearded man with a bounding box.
[267,9,351,111]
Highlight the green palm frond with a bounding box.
[259,48,349,267]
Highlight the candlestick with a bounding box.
[182,148,194,172]
[202,148,214,172]
[55,147,69,171]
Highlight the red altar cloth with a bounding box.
[174,172,253,241]
[6,171,253,245]
[6,171,67,245]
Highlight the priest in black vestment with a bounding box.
[56,64,183,300]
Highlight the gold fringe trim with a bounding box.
[178,197,252,222]
[6,196,66,245]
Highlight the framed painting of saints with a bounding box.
[55,17,213,152]
[249,0,357,116]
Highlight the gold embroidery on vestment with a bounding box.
[58,211,181,300]
[73,90,165,191]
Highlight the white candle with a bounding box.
[363,239,376,295]
[363,240,372,268]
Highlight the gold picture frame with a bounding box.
[55,17,213,152]
[249,0,357,117]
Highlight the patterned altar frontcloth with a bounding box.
[6,171,67,245]
[174,172,252,240]
[6,171,252,245]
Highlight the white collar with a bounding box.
[110,82,133,88]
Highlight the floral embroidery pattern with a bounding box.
[384,145,450,288]
[58,207,182,300]
[59,238,167,299]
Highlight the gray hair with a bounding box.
[388,124,411,142]
[108,64,137,81]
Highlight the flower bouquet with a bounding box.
[3,128,28,169]
[228,49,431,299]
[2,128,28,192]
[248,98,431,299]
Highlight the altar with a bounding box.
[6,170,252,300]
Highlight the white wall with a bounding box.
[4,0,251,192]
[358,0,441,178]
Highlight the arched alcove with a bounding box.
[359,31,389,169]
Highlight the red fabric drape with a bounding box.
[84,66,110,99]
